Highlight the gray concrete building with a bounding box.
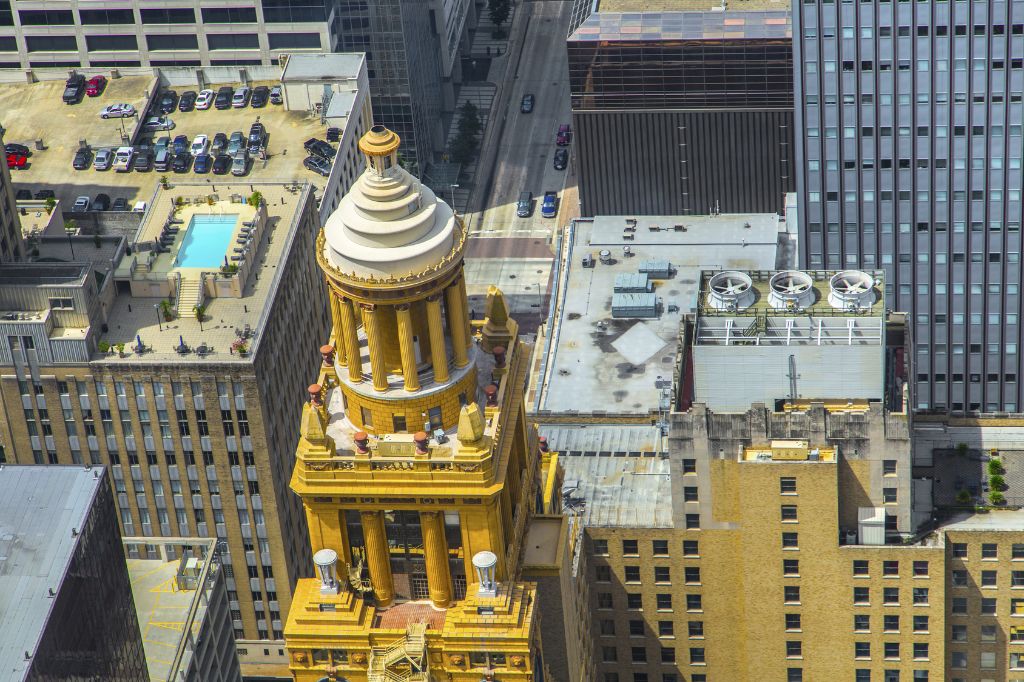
[567,1,795,217]
[0,0,473,174]
[0,134,23,262]
[794,0,1024,414]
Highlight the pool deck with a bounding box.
[138,200,257,279]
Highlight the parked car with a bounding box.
[178,90,197,112]
[6,153,26,170]
[269,85,283,105]
[85,75,107,97]
[63,74,86,104]
[154,136,171,155]
[142,116,174,132]
[248,122,266,154]
[211,132,228,155]
[195,89,215,110]
[303,155,331,176]
[516,191,532,218]
[193,153,212,173]
[93,148,114,170]
[227,131,245,156]
[171,153,192,173]
[303,138,334,160]
[553,148,568,170]
[93,193,110,211]
[72,148,92,170]
[541,191,558,218]
[158,90,178,114]
[232,86,251,108]
[214,86,234,110]
[4,143,30,157]
[230,152,249,176]
[133,153,153,172]
[133,201,147,212]
[251,85,270,108]
[520,94,535,114]
[556,123,572,146]
[154,149,172,171]
[99,103,136,119]
[190,134,209,156]
[34,189,55,200]
[212,154,232,175]
[113,146,135,172]
[172,135,189,155]
[72,196,90,211]
[15,189,31,200]
[111,197,129,211]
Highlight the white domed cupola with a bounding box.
[322,125,458,279]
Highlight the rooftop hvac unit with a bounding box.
[706,271,755,311]
[639,260,672,279]
[768,270,815,311]
[828,270,876,311]
[614,272,651,293]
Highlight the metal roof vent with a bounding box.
[706,271,755,311]
[828,270,876,311]
[472,551,498,597]
[768,270,815,311]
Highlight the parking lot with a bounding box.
[2,78,335,211]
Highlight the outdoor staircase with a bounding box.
[367,623,429,682]
[743,313,769,337]
[176,277,203,317]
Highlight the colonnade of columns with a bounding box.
[329,275,473,391]
[358,509,452,610]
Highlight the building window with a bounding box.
[780,477,797,494]
[913,561,928,577]
[853,587,869,605]
[883,561,898,577]
[627,594,642,610]
[689,648,705,665]
[783,559,799,576]
[686,621,701,638]
[659,620,674,637]
[622,539,638,555]
[853,614,869,632]
[685,514,700,529]
[685,594,701,611]
[787,669,802,682]
[782,532,798,549]
[853,560,869,576]
[786,641,802,658]
[595,565,610,582]
[855,642,870,659]
[682,459,696,474]
[624,566,641,583]
[781,505,798,522]
[682,540,699,557]
[983,543,998,559]
[682,567,698,584]
[656,594,672,611]
[785,613,801,631]
[883,488,898,504]
[593,539,608,555]
[360,407,373,428]
[784,586,800,604]
[683,486,699,502]
[982,570,997,587]
[652,540,669,556]
[952,543,968,558]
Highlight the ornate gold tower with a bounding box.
[284,125,562,682]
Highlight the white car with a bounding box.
[72,196,90,211]
[113,146,135,172]
[99,103,136,119]
[93,149,113,170]
[195,89,215,110]
[142,116,175,132]
[232,86,251,108]
[190,134,209,156]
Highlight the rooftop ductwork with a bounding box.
[828,270,877,311]
[768,270,815,311]
[706,271,755,311]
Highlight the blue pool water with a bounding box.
[174,214,239,268]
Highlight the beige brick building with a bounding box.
[0,182,328,674]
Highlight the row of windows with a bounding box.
[599,619,703,639]
[852,585,931,605]
[596,565,700,585]
[596,592,695,612]
[852,559,929,576]
[6,32,319,53]
[853,613,930,633]
[593,538,698,557]
[804,22,1024,39]
[807,124,1024,139]
[807,58,1024,74]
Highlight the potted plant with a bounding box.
[44,197,56,214]
[159,299,174,321]
[160,175,169,189]
[207,195,216,206]
[955,489,972,505]
[220,263,239,276]
[115,342,126,357]
[989,459,1005,476]
[990,474,1007,492]
[231,338,249,356]
[247,191,263,208]
[990,491,1006,506]
[98,340,110,354]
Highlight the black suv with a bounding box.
[214,86,234,110]
[178,90,197,112]
[72,148,92,170]
[304,138,335,160]
[171,153,192,173]
[158,90,178,114]
[62,74,86,104]
[553,148,568,170]
[4,143,30,157]
[247,122,266,154]
[251,85,270,108]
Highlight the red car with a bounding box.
[556,123,572,146]
[6,153,27,169]
[85,75,107,97]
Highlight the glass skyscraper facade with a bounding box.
[795,0,1024,413]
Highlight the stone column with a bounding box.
[329,293,347,364]
[361,304,389,392]
[425,294,450,383]
[339,298,362,382]
[456,275,473,349]
[360,510,394,608]
[420,510,452,609]
[446,283,469,368]
[395,304,421,392]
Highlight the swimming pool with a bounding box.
[174,214,239,269]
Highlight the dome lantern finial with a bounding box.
[359,124,401,177]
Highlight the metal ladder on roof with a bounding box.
[367,623,429,682]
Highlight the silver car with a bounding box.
[93,148,113,170]
[142,116,175,132]
[230,152,248,176]
[99,103,136,119]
